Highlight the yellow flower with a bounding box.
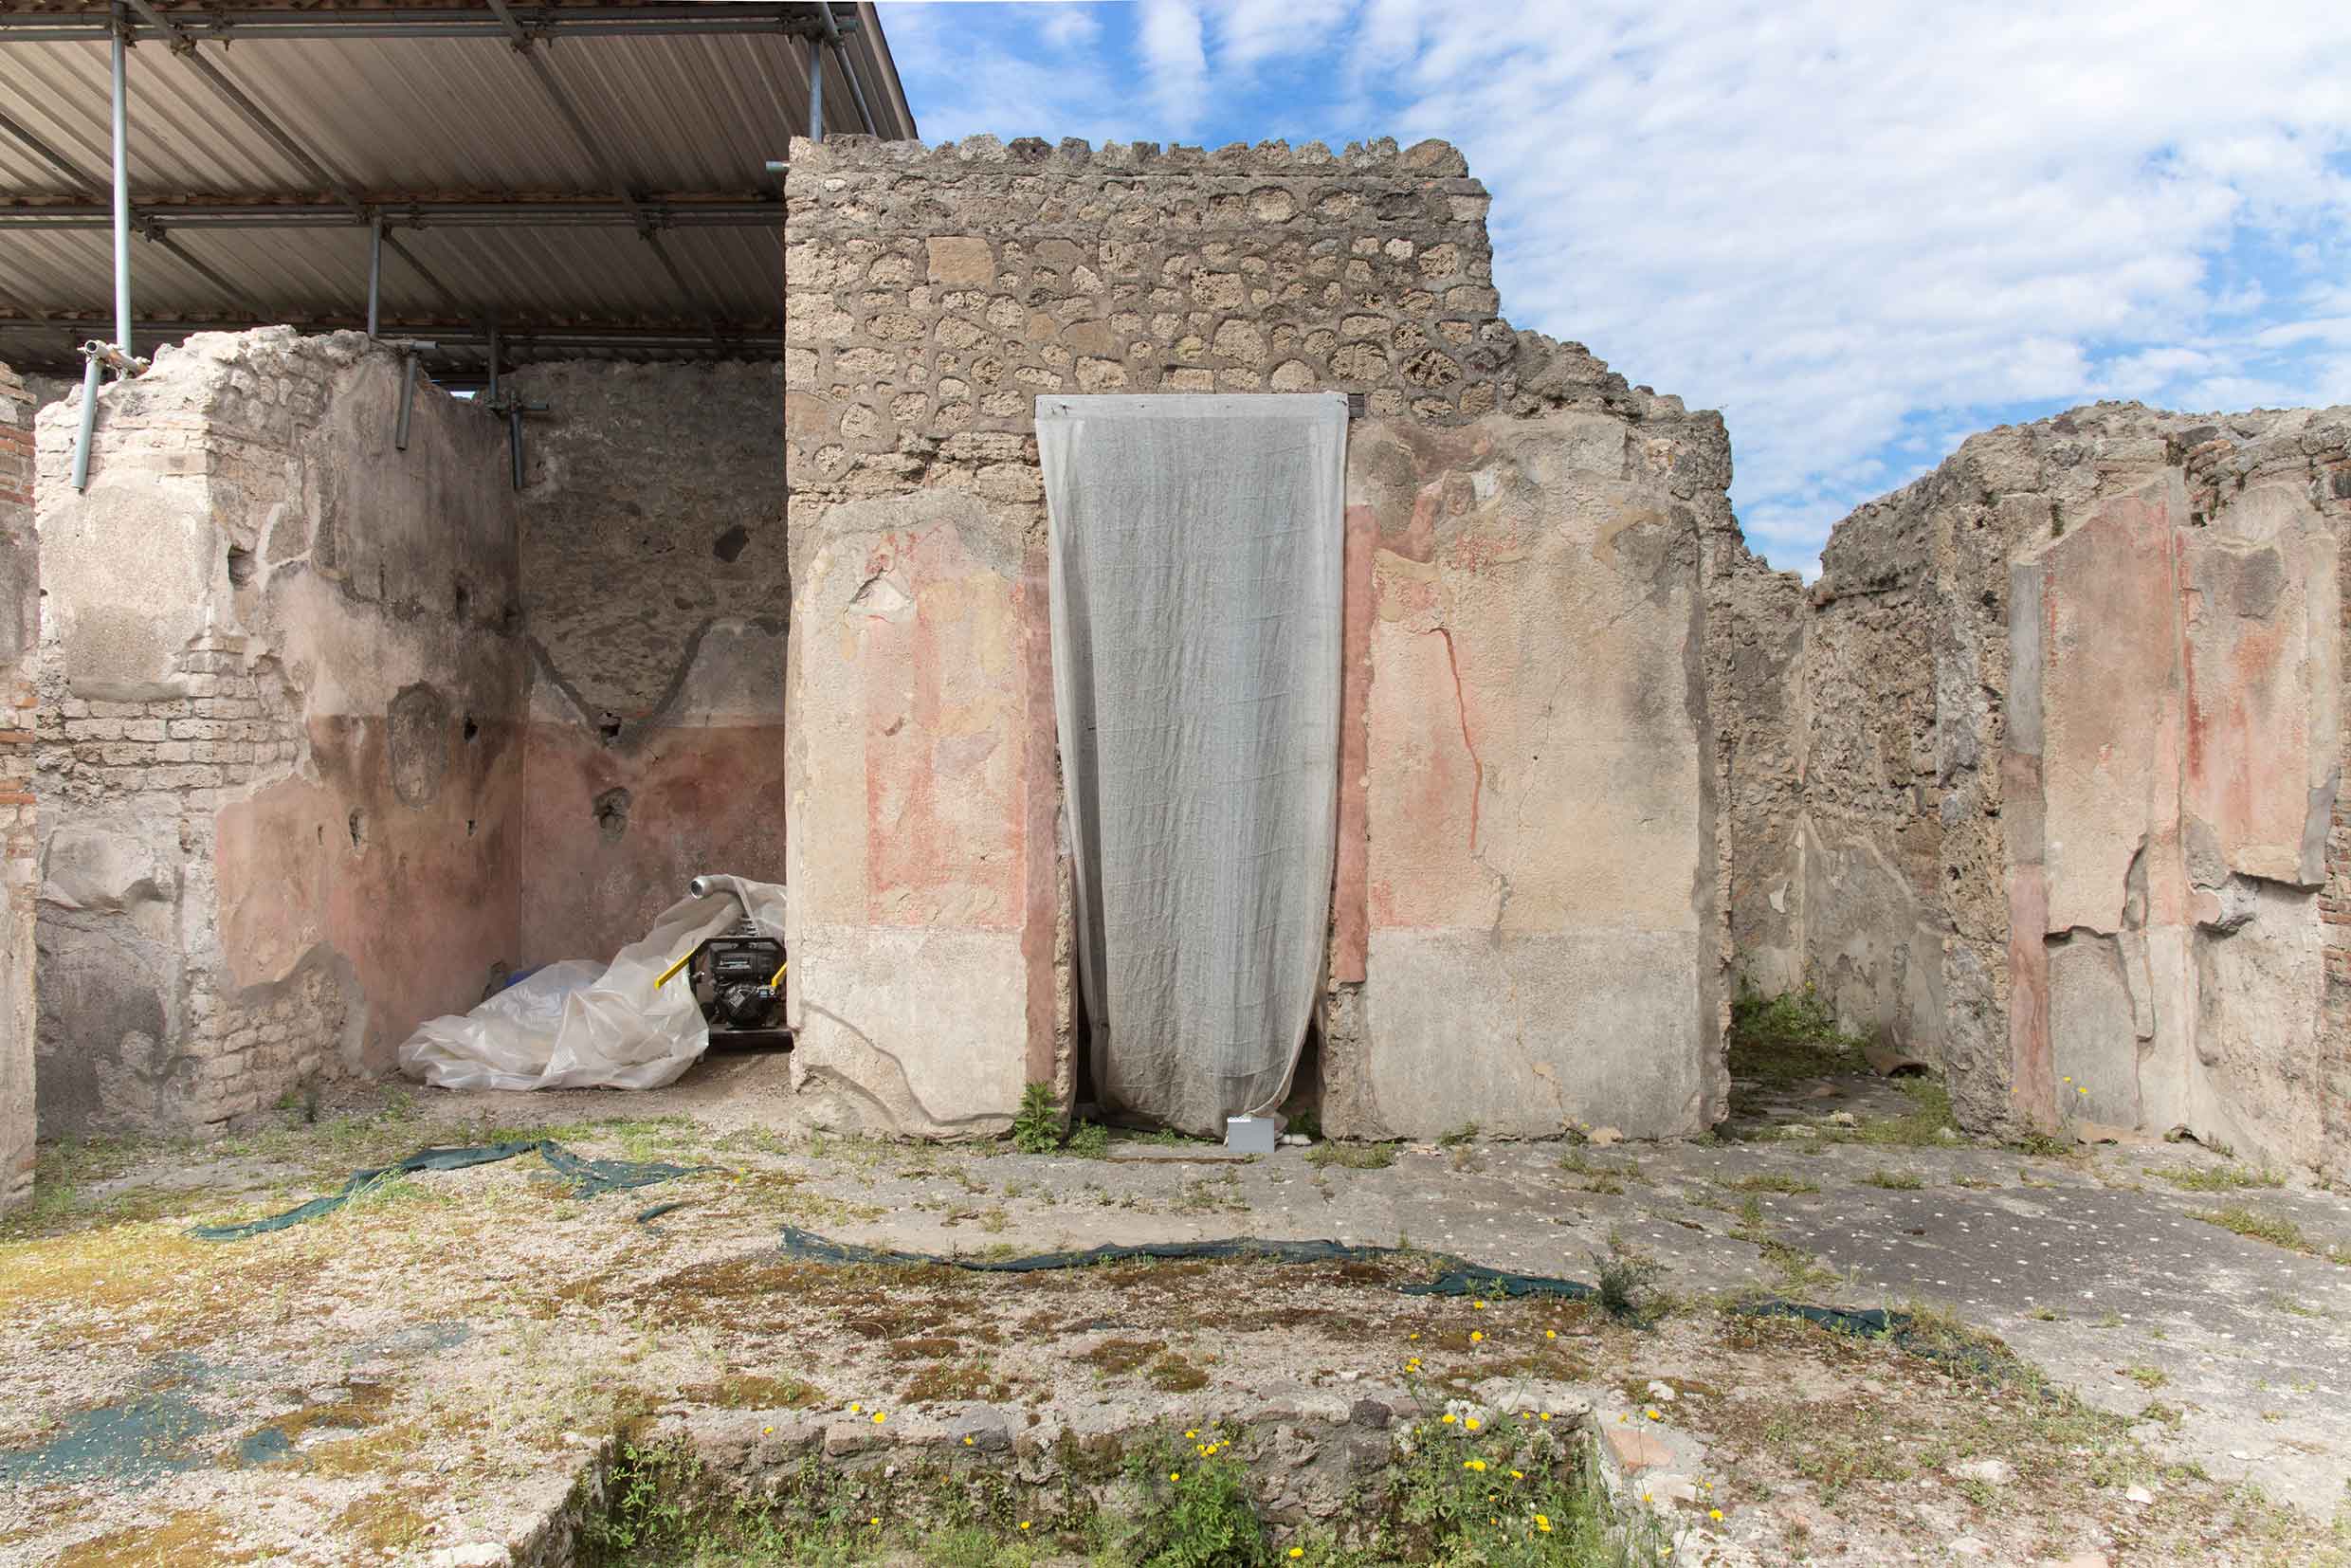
[1535,1513,1552,1533]
[1642,1491,1653,1504]
[1289,1552,1303,1560]
[1408,1332,1419,1340]
[761,1425,774,1434]
[1465,1459,1486,1471]
[1185,1430,1197,1438]
[1709,1508,1724,1522]
[1170,1472,1181,1483]
[873,1412,886,1424]
[1019,1522,1030,1531]
[1469,1331,1484,1343]
[1539,1413,1551,1422]
[1465,1417,1481,1431]
[1644,1407,1661,1421]
[1473,1300,1485,1309]
[867,1517,880,1527]
[1442,1413,1457,1425]
[963,1436,975,1446]
[1510,1469,1523,1479]
[849,1403,862,1413]
[1544,1329,1557,1340]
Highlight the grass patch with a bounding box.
[1862,1167,1926,1191]
[2149,1163,2286,1193]
[1838,1081,1962,1147]
[1307,1142,1396,1172]
[1721,1172,1820,1195]
[1436,1122,1480,1148]
[2123,1365,2168,1390]
[2190,1205,2348,1262]
[1727,981,1868,1085]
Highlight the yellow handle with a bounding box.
[768,959,788,989]
[656,950,693,987]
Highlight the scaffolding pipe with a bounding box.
[813,3,876,137]
[366,213,382,336]
[485,314,500,403]
[807,35,823,139]
[395,351,417,449]
[0,198,779,229]
[70,351,102,491]
[109,10,131,356]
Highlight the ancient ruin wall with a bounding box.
[503,361,788,966]
[787,134,1731,1138]
[1757,403,2351,1172]
[31,331,527,1137]
[0,363,35,1208]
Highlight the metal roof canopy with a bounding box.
[0,1,915,375]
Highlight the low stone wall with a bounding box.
[0,363,36,1209]
[29,331,527,1137]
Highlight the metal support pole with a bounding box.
[70,351,103,491]
[395,351,418,450]
[807,35,823,139]
[507,403,523,490]
[813,3,877,137]
[485,314,500,404]
[109,9,132,357]
[366,214,382,337]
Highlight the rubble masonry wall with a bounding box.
[502,361,789,967]
[1725,404,2351,1176]
[785,134,1730,1138]
[0,363,35,1208]
[30,331,527,1137]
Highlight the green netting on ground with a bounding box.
[775,1226,1598,1300]
[191,1140,720,1241]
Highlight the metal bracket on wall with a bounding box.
[68,337,150,492]
[483,392,549,490]
[383,337,439,450]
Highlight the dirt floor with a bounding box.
[3,1049,2349,1566]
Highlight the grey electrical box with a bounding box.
[1225,1116,1281,1155]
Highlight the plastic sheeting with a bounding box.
[397,876,787,1091]
[1039,393,1348,1134]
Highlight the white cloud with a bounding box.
[1137,0,1209,134]
[1353,0,2351,568]
[883,1,2351,572]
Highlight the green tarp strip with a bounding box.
[191,1140,719,1240]
[775,1226,1597,1300]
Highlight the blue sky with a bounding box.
[879,0,2351,574]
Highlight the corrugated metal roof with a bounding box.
[0,1,913,372]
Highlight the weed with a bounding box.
[1121,1432,1268,1567]
[1862,1167,1926,1191]
[1307,1142,1396,1171]
[1437,1122,1480,1148]
[1009,1083,1063,1156]
[2026,1306,2066,1322]
[1066,1121,1110,1159]
[1842,1081,1963,1147]
[2123,1366,2168,1391]
[1384,1415,1663,1565]
[1590,1229,1664,1322]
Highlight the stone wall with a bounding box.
[1733,403,2351,1174]
[786,134,1729,1138]
[0,363,36,1209]
[30,330,526,1137]
[503,361,788,966]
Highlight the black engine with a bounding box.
[692,919,787,1039]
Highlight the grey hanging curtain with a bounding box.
[1038,393,1347,1134]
